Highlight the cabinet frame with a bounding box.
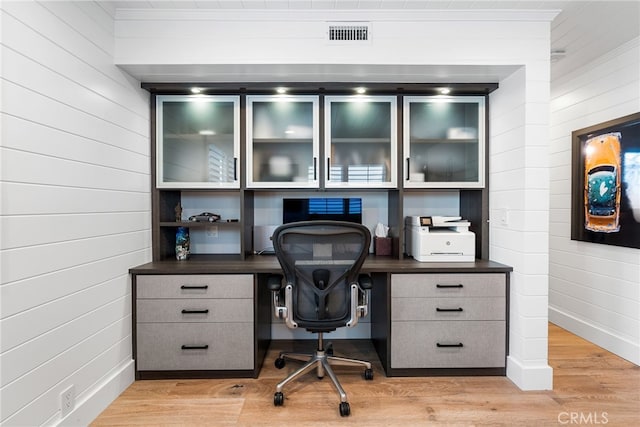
[403,96,486,189]
[246,95,320,189]
[156,94,241,189]
[131,273,272,379]
[324,95,398,189]
[371,271,510,377]
[147,85,496,262]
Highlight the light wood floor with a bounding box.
[92,324,639,426]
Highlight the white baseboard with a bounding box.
[57,359,135,427]
[506,356,553,390]
[549,307,639,366]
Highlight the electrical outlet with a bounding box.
[60,385,75,417]
[206,225,218,238]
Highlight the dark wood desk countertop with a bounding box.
[129,255,513,275]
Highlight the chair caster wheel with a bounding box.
[364,368,374,380]
[274,357,285,369]
[274,392,284,406]
[339,401,350,416]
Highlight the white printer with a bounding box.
[405,216,475,262]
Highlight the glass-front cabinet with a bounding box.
[247,95,319,188]
[403,96,485,188]
[325,96,397,188]
[156,95,240,189]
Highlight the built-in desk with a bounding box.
[129,256,511,379]
[130,255,510,275]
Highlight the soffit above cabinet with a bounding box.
[109,2,639,84]
[131,65,516,87]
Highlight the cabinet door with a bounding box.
[246,95,319,188]
[403,96,485,188]
[325,95,397,188]
[157,95,240,189]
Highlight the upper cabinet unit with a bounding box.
[144,82,497,262]
[246,95,319,188]
[156,95,240,189]
[403,96,485,188]
[325,96,397,188]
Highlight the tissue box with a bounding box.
[374,237,392,256]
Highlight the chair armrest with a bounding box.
[267,274,283,291]
[358,274,372,290]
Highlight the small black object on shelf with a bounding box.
[188,212,220,222]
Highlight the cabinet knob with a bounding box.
[436,284,463,289]
[181,309,209,314]
[436,307,463,312]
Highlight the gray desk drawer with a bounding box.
[391,321,505,368]
[391,273,505,298]
[137,298,253,323]
[392,297,505,321]
[137,323,254,370]
[137,274,253,299]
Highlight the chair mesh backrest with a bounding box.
[272,221,371,331]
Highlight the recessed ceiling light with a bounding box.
[355,87,366,94]
[191,87,203,94]
[276,87,287,94]
[439,88,451,95]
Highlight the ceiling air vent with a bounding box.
[327,22,370,43]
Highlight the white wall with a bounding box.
[113,8,551,81]
[0,1,150,425]
[0,7,563,423]
[549,37,640,365]
[490,66,554,390]
[114,8,556,390]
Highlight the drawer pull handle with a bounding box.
[406,158,410,180]
[436,343,464,348]
[436,307,463,312]
[181,344,209,350]
[233,157,238,181]
[436,284,463,288]
[181,285,208,290]
[313,157,317,180]
[181,309,209,314]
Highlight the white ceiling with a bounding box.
[108,0,640,82]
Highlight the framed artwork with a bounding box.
[571,112,640,249]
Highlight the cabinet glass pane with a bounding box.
[158,96,239,188]
[248,96,318,187]
[326,96,396,187]
[405,97,484,187]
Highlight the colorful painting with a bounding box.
[583,132,622,233]
[572,113,640,249]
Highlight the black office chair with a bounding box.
[267,220,374,417]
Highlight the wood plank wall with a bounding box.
[0,2,150,425]
[549,36,640,365]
